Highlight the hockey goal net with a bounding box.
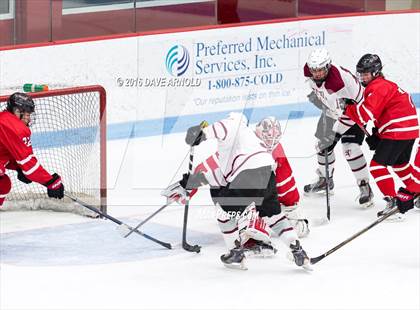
[0,86,107,215]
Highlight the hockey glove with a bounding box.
[316,132,341,153]
[396,187,415,214]
[365,127,380,150]
[16,168,32,184]
[185,125,206,146]
[307,91,324,110]
[161,181,189,205]
[44,173,64,199]
[179,172,208,190]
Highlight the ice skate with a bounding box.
[304,176,334,195]
[242,239,277,258]
[220,245,247,270]
[357,180,374,208]
[289,240,310,269]
[377,197,404,221]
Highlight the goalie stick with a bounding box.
[64,193,172,249]
[310,207,399,265]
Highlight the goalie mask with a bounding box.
[255,116,281,151]
[307,48,331,84]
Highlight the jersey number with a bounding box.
[22,137,32,147]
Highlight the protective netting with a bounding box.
[0,86,106,216]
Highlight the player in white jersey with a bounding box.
[303,48,374,208]
[171,112,310,269]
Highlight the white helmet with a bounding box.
[307,48,331,71]
[255,116,281,150]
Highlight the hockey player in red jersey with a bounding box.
[344,54,419,219]
[0,93,64,207]
[162,113,310,269]
[303,48,374,208]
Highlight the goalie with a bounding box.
[0,93,64,208]
[162,113,310,269]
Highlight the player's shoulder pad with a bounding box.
[365,77,391,97]
[324,65,345,94]
[1,111,31,137]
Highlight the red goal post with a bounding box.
[0,85,107,215]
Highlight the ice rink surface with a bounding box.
[1,115,419,310]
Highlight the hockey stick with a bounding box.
[310,208,399,265]
[123,203,169,238]
[182,145,201,253]
[124,147,197,238]
[322,110,331,221]
[64,193,172,249]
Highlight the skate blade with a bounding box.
[359,201,374,209]
[302,259,313,271]
[223,260,248,270]
[304,190,334,197]
[384,214,405,222]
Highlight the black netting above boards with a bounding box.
[0,86,107,215]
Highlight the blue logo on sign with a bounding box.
[165,45,190,77]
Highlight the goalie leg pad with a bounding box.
[285,207,310,238]
[266,212,298,246]
[237,202,271,245]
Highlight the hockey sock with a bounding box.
[392,163,414,188]
[369,159,396,197]
[317,150,335,178]
[216,204,239,250]
[342,143,369,183]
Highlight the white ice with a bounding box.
[1,115,419,310]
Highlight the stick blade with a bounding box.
[310,255,324,265]
[182,242,201,253]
